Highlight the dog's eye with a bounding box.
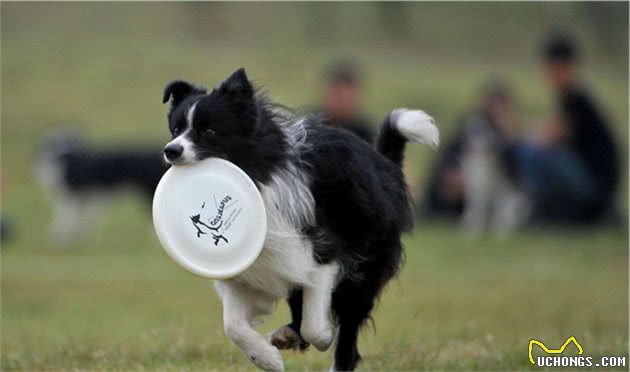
[204,128,216,137]
[172,127,181,136]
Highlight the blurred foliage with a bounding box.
[1,2,627,197]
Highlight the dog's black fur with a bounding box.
[162,68,432,370]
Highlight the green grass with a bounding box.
[2,203,628,370]
[1,3,628,371]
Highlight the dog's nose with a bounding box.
[163,144,183,161]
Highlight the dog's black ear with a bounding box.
[162,80,206,106]
[219,68,254,100]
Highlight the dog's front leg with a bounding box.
[215,281,283,372]
[300,263,338,351]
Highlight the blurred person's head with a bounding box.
[480,79,513,123]
[321,60,362,122]
[542,33,579,91]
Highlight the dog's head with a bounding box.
[161,68,257,165]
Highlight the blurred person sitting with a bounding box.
[505,33,620,224]
[419,80,519,226]
[315,60,374,143]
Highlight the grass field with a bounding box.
[2,212,628,370]
[1,3,629,371]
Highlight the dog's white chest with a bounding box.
[231,166,317,298]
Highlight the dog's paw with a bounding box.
[246,343,284,372]
[268,325,310,352]
[301,325,335,352]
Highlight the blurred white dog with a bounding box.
[460,116,529,238]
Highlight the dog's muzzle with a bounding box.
[163,143,183,162]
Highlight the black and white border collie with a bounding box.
[161,68,439,371]
[36,129,167,245]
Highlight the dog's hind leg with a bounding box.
[214,281,284,372]
[269,288,309,351]
[332,317,362,372]
[330,238,401,372]
[287,288,303,333]
[330,280,375,372]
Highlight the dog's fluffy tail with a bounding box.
[375,109,439,166]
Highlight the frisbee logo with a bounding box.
[190,195,238,246]
[153,158,266,278]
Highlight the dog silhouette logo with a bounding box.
[190,195,233,246]
[528,336,584,365]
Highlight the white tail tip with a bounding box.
[391,109,439,149]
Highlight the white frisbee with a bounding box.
[152,158,267,279]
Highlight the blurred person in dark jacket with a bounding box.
[506,33,620,224]
[315,60,374,143]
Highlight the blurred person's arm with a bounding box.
[532,116,569,147]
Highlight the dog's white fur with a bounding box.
[460,117,529,238]
[392,109,440,148]
[163,102,199,164]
